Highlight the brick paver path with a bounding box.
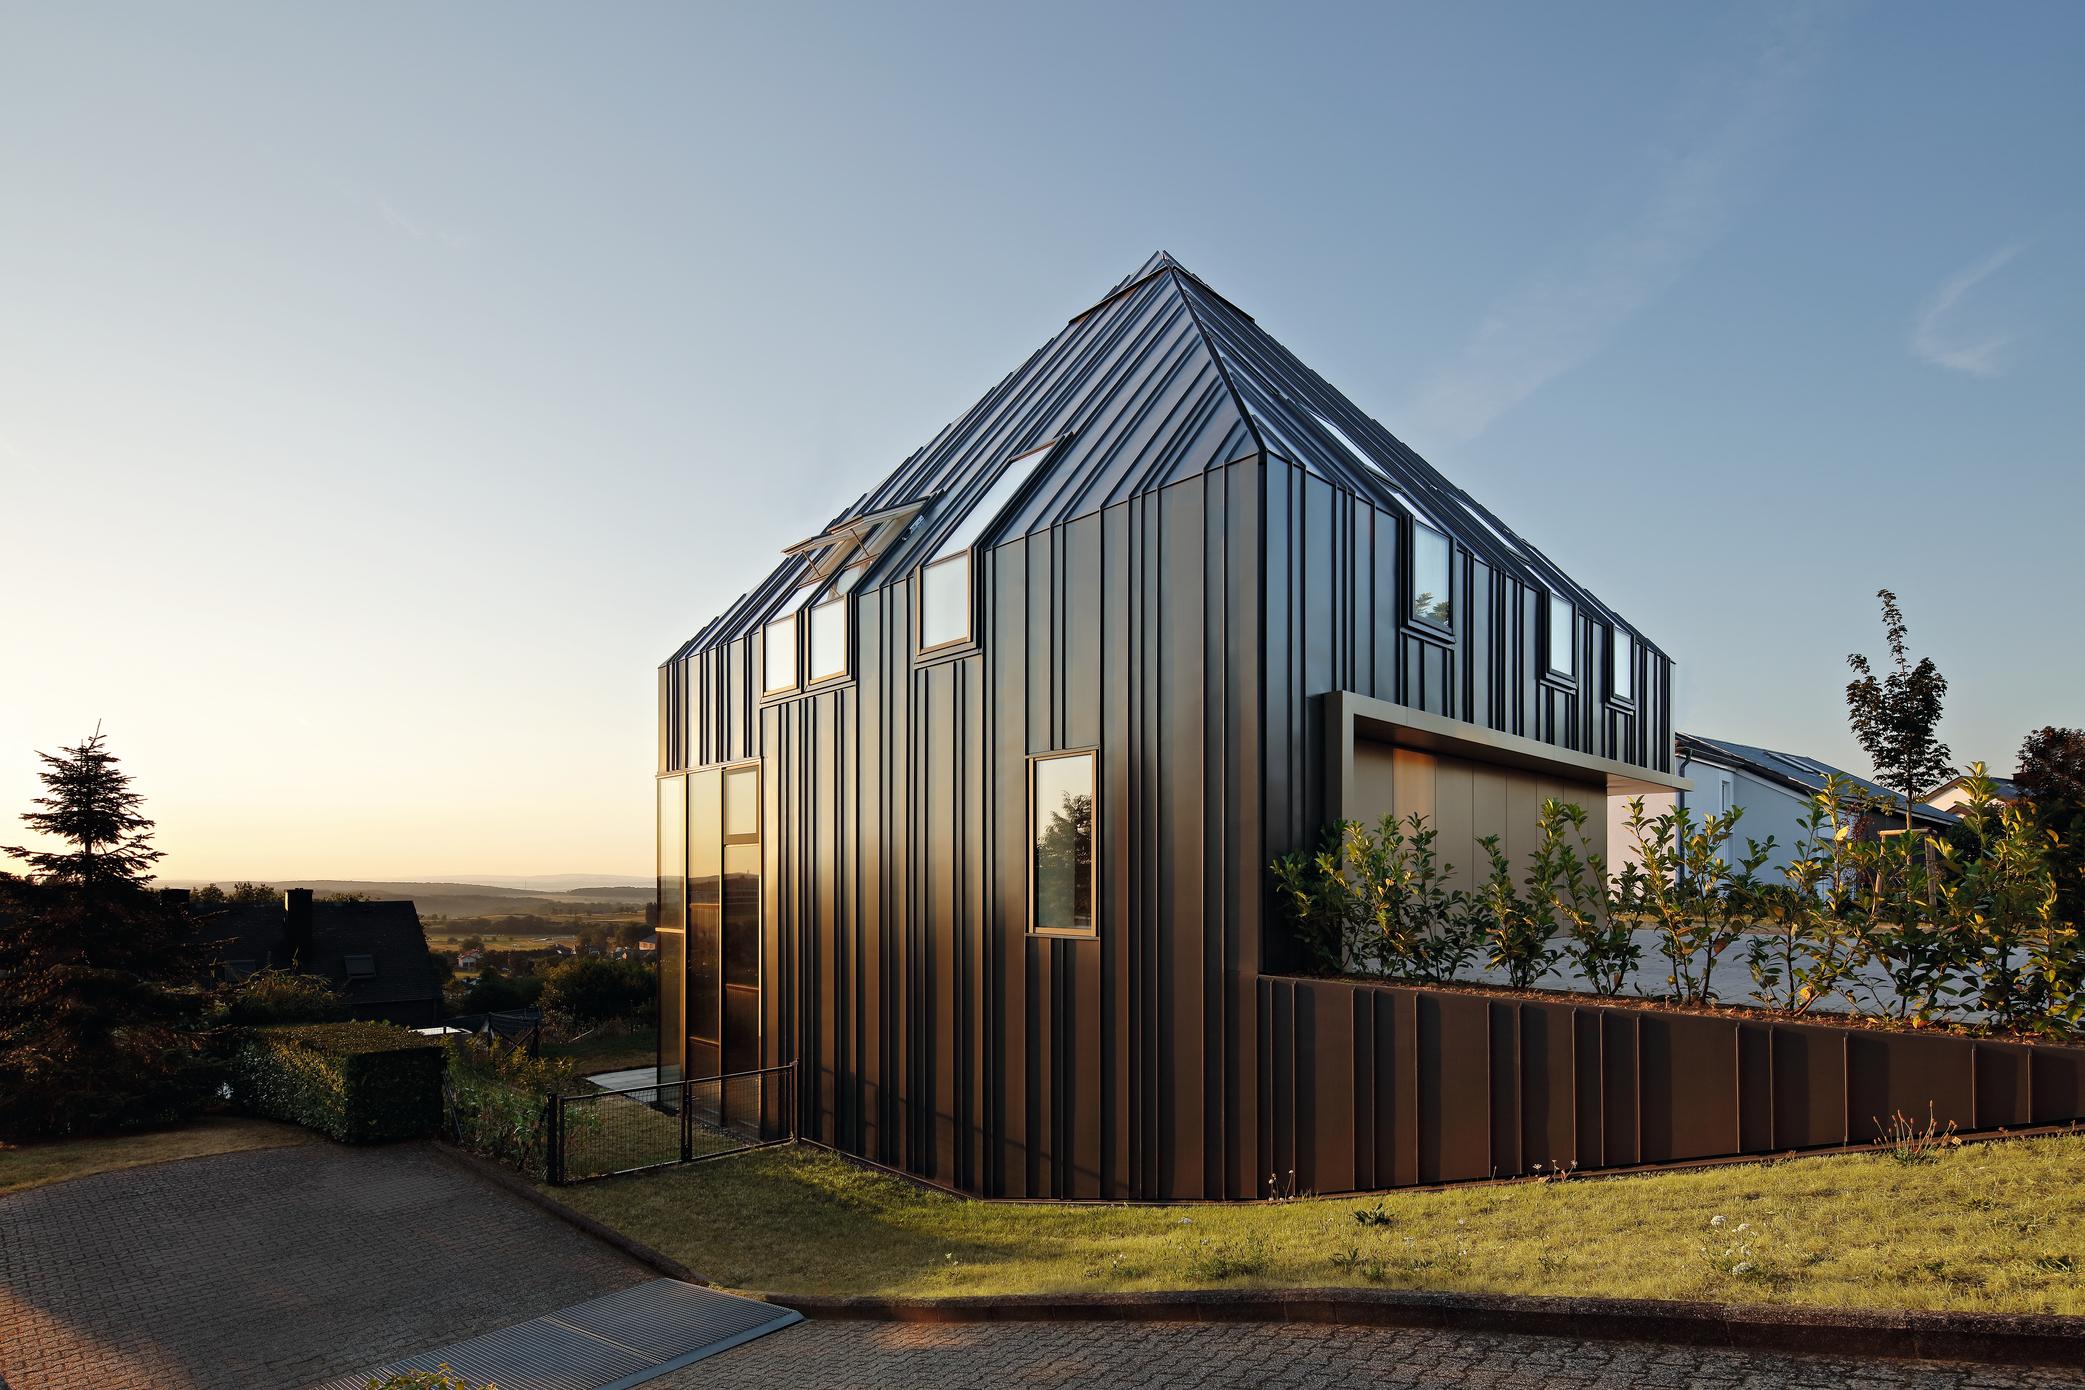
[667,1319,2085,1390]
[0,1141,647,1390]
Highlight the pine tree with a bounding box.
[0,728,208,1139]
[1845,589,1953,832]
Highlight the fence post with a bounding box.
[789,1060,798,1142]
[679,1077,693,1165]
[546,1095,563,1185]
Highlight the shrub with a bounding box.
[216,969,344,1026]
[367,1370,492,1390]
[1616,798,1772,1006]
[1537,800,1638,996]
[459,966,545,1015]
[1271,814,1479,981]
[441,1037,580,1176]
[538,955,655,1031]
[232,1022,444,1143]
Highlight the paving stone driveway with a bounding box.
[675,1320,2085,1390]
[0,1141,648,1390]
[5,1141,2081,1390]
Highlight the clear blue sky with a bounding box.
[3,1,2079,878]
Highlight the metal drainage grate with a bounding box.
[308,1278,802,1390]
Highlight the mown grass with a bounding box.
[549,1131,2085,1315]
[544,1024,658,1075]
[0,1117,308,1196]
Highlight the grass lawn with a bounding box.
[0,1116,308,1197]
[548,1131,2085,1316]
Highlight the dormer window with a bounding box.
[1548,594,1575,678]
[808,596,848,682]
[918,439,1060,654]
[1411,523,1452,630]
[1611,628,1634,702]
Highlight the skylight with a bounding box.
[1308,408,1387,478]
[932,440,1058,560]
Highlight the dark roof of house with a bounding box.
[674,251,1657,661]
[199,899,440,1008]
[1678,732,1959,826]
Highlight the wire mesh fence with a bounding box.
[548,1063,795,1183]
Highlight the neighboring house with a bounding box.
[655,253,1684,1200]
[1608,732,1957,880]
[1922,772,2021,815]
[201,887,443,1027]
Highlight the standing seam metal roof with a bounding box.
[673,252,1649,661]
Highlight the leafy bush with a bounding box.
[1474,834,1563,989]
[367,1369,493,1390]
[232,1022,444,1143]
[457,966,545,1015]
[538,955,655,1031]
[441,1037,579,1176]
[1615,799,1772,1006]
[1271,814,1479,981]
[216,969,343,1026]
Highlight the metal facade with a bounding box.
[660,256,1685,1198]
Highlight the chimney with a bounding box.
[283,888,315,969]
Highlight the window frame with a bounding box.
[1408,520,1455,636]
[1609,626,1635,705]
[806,594,850,685]
[1026,747,1100,940]
[915,550,975,656]
[761,612,799,696]
[1545,592,1576,681]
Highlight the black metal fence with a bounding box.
[547,1063,795,1184]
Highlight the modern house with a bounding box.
[657,253,1686,1199]
[1922,771,2021,816]
[201,888,444,1027]
[1605,733,1958,880]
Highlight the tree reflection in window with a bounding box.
[1031,752,1095,934]
[1412,523,1452,629]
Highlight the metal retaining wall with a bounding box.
[1259,975,2085,1196]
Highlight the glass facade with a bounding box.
[655,775,687,1087]
[1412,524,1452,629]
[687,767,723,1080]
[1031,751,1096,935]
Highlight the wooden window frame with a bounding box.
[915,551,975,657]
[806,595,850,685]
[1027,748,1100,940]
[761,613,799,696]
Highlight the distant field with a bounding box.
[428,933,579,952]
[163,877,655,921]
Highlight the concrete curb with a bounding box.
[432,1144,2085,1369]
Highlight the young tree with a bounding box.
[2016,726,2085,928]
[1845,589,1953,831]
[0,728,209,1138]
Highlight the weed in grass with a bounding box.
[1701,1214,1783,1288]
[1353,1200,1394,1228]
[2034,1254,2077,1276]
[1873,1104,1961,1165]
[1179,1232,1271,1281]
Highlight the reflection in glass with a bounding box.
[763,614,797,691]
[1549,594,1574,676]
[723,765,758,841]
[1031,753,1095,934]
[1613,629,1634,701]
[723,843,760,987]
[688,769,722,1049]
[919,552,970,649]
[1412,524,1452,628]
[808,598,847,680]
[656,775,686,1086]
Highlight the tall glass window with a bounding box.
[1030,751,1097,936]
[720,763,761,1073]
[762,614,797,693]
[655,775,687,1087]
[686,768,722,1080]
[808,597,847,681]
[1548,594,1575,677]
[918,553,970,650]
[1411,524,1452,629]
[1612,628,1634,701]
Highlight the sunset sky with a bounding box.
[3,2,2080,881]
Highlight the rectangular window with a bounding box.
[918,552,971,650]
[1030,751,1097,936]
[1411,524,1452,629]
[808,597,847,681]
[723,763,759,842]
[1548,594,1574,677]
[657,773,689,1086]
[762,614,797,693]
[1612,628,1634,702]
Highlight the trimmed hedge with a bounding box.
[232,1022,444,1143]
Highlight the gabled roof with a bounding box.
[1922,773,2021,803]
[674,252,1651,661]
[200,899,441,1008]
[1678,732,1959,826]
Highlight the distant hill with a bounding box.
[159,877,653,920]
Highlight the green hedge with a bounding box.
[232,1022,445,1143]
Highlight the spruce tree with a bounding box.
[0,728,207,1138]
